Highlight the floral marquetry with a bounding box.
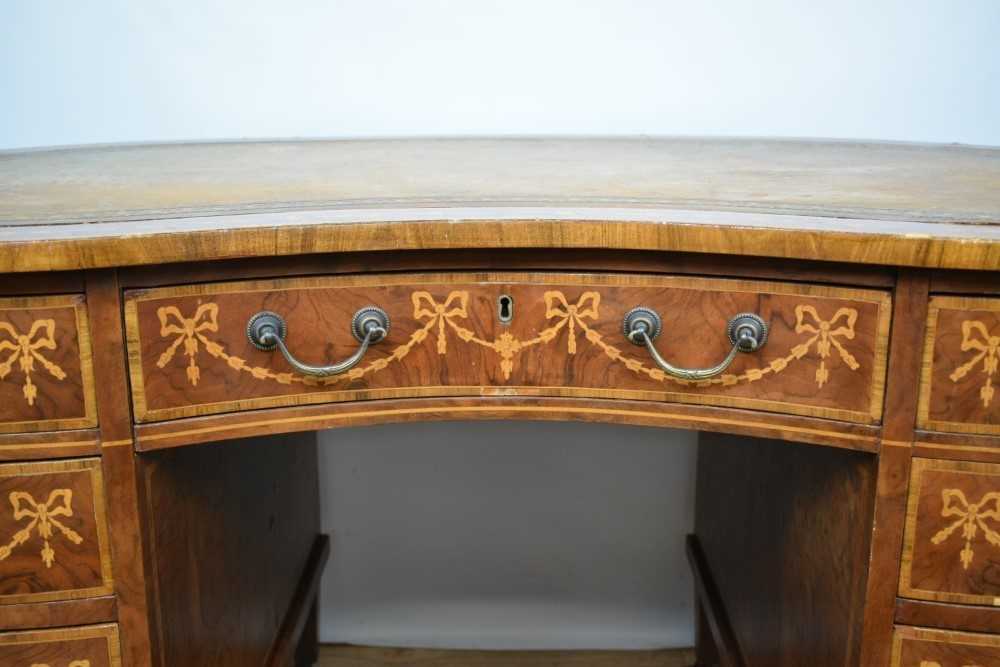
[124,273,891,425]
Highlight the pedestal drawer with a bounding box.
[123,272,892,425]
[0,295,97,434]
[893,625,1000,666]
[919,296,1000,436]
[0,623,120,667]
[0,458,113,605]
[901,458,1000,606]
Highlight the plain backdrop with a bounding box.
[3,0,999,650]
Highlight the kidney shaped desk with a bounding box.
[0,138,999,667]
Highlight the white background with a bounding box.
[3,0,998,650]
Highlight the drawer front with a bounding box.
[0,295,97,434]
[124,273,891,424]
[0,623,120,667]
[901,458,1000,606]
[919,296,1000,435]
[892,625,1000,666]
[0,459,113,604]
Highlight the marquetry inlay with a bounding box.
[949,319,1000,408]
[0,488,84,568]
[0,318,68,406]
[153,290,865,392]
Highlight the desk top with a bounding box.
[1,137,999,272]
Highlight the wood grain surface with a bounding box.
[141,432,319,667]
[0,139,999,272]
[695,432,876,666]
[891,624,1000,666]
[900,458,1000,606]
[316,645,695,667]
[919,296,1000,435]
[0,295,96,434]
[0,622,120,667]
[124,272,891,425]
[0,458,113,606]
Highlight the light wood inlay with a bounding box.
[0,296,97,434]
[919,296,1000,436]
[124,272,891,425]
[0,459,114,605]
[901,459,1000,606]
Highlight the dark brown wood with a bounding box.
[0,458,113,605]
[0,595,116,631]
[694,432,876,667]
[896,597,1000,634]
[858,270,929,667]
[0,623,121,666]
[265,534,330,667]
[915,429,1000,463]
[141,431,320,667]
[0,293,97,433]
[891,624,1000,666]
[0,428,100,462]
[86,268,157,667]
[124,272,891,425]
[132,395,881,454]
[919,294,1000,436]
[0,270,85,296]
[119,248,897,290]
[930,268,1000,295]
[899,458,1000,607]
[686,535,742,666]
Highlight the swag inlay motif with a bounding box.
[154,290,862,390]
[0,319,67,406]
[950,319,1000,408]
[0,488,83,568]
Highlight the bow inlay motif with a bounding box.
[794,306,859,388]
[949,320,1000,408]
[0,319,67,406]
[930,488,1000,570]
[0,489,83,568]
[155,303,220,386]
[150,292,866,394]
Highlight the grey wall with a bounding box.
[3,0,999,651]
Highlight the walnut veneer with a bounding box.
[0,137,998,667]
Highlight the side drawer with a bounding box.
[0,295,97,434]
[0,623,120,666]
[892,625,1000,666]
[124,272,892,424]
[919,296,1000,436]
[0,458,113,605]
[901,458,1000,606]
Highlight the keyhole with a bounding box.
[498,294,514,324]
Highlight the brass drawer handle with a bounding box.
[246,306,390,377]
[623,308,768,381]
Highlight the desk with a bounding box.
[0,138,998,667]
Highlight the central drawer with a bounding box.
[123,272,891,424]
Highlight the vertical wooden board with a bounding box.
[695,432,877,666]
[142,432,319,667]
[0,295,97,433]
[0,458,113,605]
